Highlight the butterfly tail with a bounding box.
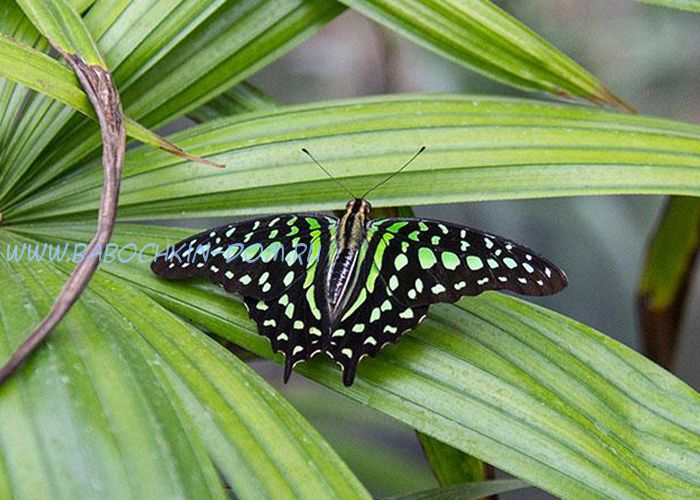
[342,362,358,387]
[283,353,294,383]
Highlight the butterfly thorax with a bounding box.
[326,198,372,320]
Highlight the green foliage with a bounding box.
[0,0,699,498]
[638,197,700,367]
[390,479,529,500]
[416,432,486,486]
[633,0,700,12]
[640,198,700,310]
[339,0,628,108]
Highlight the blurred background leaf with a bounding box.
[389,479,530,500]
[417,432,488,486]
[638,197,700,368]
[631,0,700,12]
[339,0,630,109]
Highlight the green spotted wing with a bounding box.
[151,214,338,379]
[327,217,567,385]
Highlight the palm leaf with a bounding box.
[9,211,699,499]
[4,95,699,223]
[340,0,629,109]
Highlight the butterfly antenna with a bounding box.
[301,148,356,199]
[361,146,426,199]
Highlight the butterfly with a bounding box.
[151,148,567,386]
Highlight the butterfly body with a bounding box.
[152,197,567,386]
[327,199,371,319]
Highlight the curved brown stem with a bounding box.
[0,46,124,385]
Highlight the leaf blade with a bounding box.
[6,95,700,223]
[0,231,224,500]
[341,0,629,108]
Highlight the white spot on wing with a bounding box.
[399,308,414,319]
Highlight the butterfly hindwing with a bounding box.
[330,278,429,385]
[243,235,332,381]
[324,239,428,385]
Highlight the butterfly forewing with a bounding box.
[367,217,567,305]
[152,215,337,299]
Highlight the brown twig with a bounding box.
[0,45,125,385]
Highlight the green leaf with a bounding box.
[640,197,700,310]
[0,229,370,499]
[416,432,485,486]
[340,0,630,109]
[638,196,700,367]
[17,222,700,498]
[3,0,344,207]
[0,32,219,199]
[389,479,529,500]
[7,95,700,223]
[0,3,65,194]
[16,0,105,66]
[189,82,277,122]
[630,0,700,12]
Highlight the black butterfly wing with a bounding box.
[325,238,427,385]
[329,217,567,385]
[152,215,336,299]
[366,217,568,304]
[243,224,337,381]
[152,214,338,377]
